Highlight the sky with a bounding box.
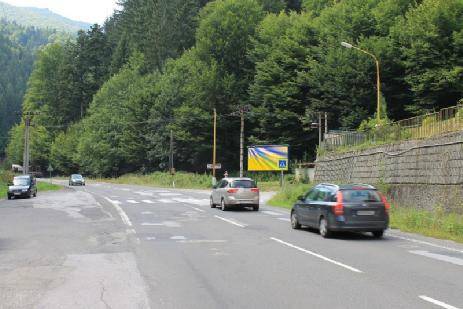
[2,0,119,24]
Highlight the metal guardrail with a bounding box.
[323,104,463,152]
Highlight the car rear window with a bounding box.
[230,180,256,188]
[341,189,381,203]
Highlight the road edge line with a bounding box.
[104,197,133,227]
[419,295,460,309]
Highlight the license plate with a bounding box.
[357,210,375,216]
[14,192,21,195]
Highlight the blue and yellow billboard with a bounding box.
[248,145,289,171]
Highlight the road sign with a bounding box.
[47,164,54,172]
[278,160,287,169]
[207,163,222,170]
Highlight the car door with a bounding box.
[218,180,229,203]
[212,180,223,204]
[308,187,334,226]
[298,188,319,226]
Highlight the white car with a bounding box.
[210,177,259,211]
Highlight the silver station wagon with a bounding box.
[210,177,260,211]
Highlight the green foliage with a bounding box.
[390,205,463,243]
[267,182,312,208]
[391,0,463,114]
[0,20,55,155]
[4,0,463,177]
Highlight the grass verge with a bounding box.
[390,206,463,243]
[267,183,312,209]
[97,172,284,192]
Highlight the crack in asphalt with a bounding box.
[99,281,112,309]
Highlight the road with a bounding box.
[1,181,462,309]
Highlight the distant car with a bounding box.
[69,174,85,186]
[291,183,389,238]
[210,177,259,211]
[7,175,37,200]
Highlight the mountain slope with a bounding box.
[0,1,90,33]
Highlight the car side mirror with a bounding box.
[297,195,304,201]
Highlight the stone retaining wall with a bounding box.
[315,132,463,212]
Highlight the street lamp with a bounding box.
[341,41,382,124]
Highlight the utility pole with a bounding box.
[318,112,322,148]
[20,111,40,175]
[213,108,217,180]
[169,130,174,173]
[169,129,175,187]
[325,112,328,136]
[240,107,245,177]
[23,117,30,175]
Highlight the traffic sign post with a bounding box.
[47,164,54,184]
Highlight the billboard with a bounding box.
[248,145,289,171]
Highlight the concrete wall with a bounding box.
[314,132,463,213]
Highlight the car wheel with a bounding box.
[372,230,384,238]
[252,205,259,211]
[319,217,332,238]
[221,199,228,211]
[291,211,301,229]
[7,195,11,200]
[33,191,37,197]
[210,196,216,208]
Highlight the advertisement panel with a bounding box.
[247,145,289,171]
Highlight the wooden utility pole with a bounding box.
[213,108,217,179]
[240,107,244,177]
[169,129,174,174]
[318,112,322,148]
[23,117,30,175]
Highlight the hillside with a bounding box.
[0,1,90,33]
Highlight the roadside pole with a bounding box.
[23,117,30,175]
[240,107,244,177]
[318,112,322,149]
[213,108,217,183]
[169,130,175,188]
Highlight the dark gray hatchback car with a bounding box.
[291,183,389,238]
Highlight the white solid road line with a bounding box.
[410,250,463,266]
[104,197,133,227]
[127,200,140,204]
[419,296,460,309]
[214,215,247,228]
[142,199,155,204]
[270,237,363,273]
[388,233,463,254]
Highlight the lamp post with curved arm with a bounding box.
[341,41,382,124]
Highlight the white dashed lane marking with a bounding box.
[142,200,155,204]
[127,200,140,204]
[410,250,463,266]
[419,295,460,309]
[277,218,291,222]
[159,193,183,197]
[270,237,363,273]
[214,215,247,228]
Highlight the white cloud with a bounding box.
[2,0,119,24]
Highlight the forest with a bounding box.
[4,0,463,176]
[0,19,58,154]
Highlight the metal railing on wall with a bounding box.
[323,103,463,152]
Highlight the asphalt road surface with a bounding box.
[1,181,462,309]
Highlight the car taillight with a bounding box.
[333,191,344,216]
[251,188,259,193]
[380,193,390,214]
[227,188,238,193]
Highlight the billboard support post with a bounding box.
[280,170,284,187]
